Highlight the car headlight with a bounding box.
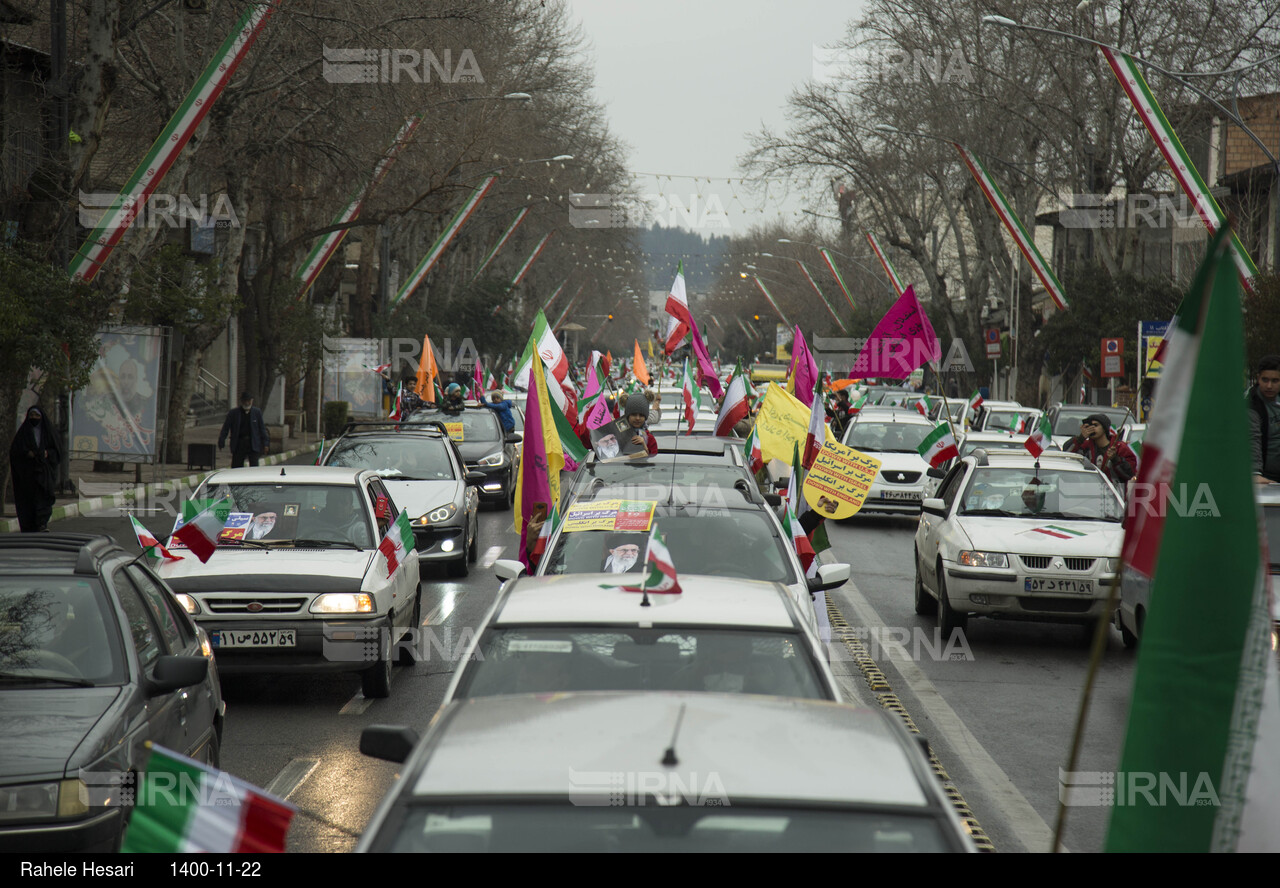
[958,550,1008,569]
[420,503,458,524]
[0,780,88,823]
[476,452,505,467]
[174,593,201,615]
[310,593,374,614]
[1104,558,1121,574]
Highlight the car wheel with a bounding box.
[361,652,393,699]
[936,564,968,638]
[202,731,221,769]
[913,549,934,616]
[447,554,469,578]
[397,594,421,666]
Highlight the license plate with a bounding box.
[1024,578,1094,595]
[212,629,297,648]
[882,490,921,501]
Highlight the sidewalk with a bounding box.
[2,421,322,532]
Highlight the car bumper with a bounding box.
[0,807,123,853]
[467,465,509,500]
[859,482,925,513]
[193,616,394,673]
[942,562,1117,622]
[412,524,467,561]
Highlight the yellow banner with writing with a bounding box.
[755,383,812,465]
[802,440,881,519]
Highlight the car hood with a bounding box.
[453,440,505,462]
[956,517,1124,555]
[159,548,375,587]
[0,687,122,779]
[380,479,460,519]
[865,451,929,474]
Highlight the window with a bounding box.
[114,569,162,668]
[126,566,191,651]
[937,465,966,510]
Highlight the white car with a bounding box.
[158,466,421,698]
[841,411,938,513]
[972,406,1044,435]
[914,451,1125,636]
[1042,404,1134,448]
[356,693,979,852]
[921,431,1059,499]
[440,573,841,703]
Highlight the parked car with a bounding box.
[0,534,223,852]
[356,693,977,852]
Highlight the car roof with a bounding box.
[980,400,1023,409]
[968,451,1093,470]
[655,437,745,454]
[497,574,797,628]
[850,410,935,425]
[407,693,931,806]
[0,533,127,575]
[203,465,371,485]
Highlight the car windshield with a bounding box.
[174,483,375,548]
[959,438,1033,458]
[379,805,953,853]
[983,410,1031,431]
[958,468,1123,521]
[843,422,932,453]
[326,437,457,481]
[409,410,502,443]
[1052,409,1129,436]
[544,512,795,584]
[0,578,126,686]
[453,627,827,699]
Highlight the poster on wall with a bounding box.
[70,326,165,462]
[322,338,382,418]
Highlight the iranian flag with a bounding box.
[512,309,569,387]
[744,425,763,475]
[546,377,590,470]
[850,392,868,415]
[802,373,826,469]
[916,423,958,468]
[967,389,984,412]
[681,358,701,431]
[130,515,182,563]
[529,503,560,565]
[663,261,693,354]
[378,511,416,578]
[121,745,293,853]
[388,382,404,421]
[714,362,751,437]
[784,443,815,573]
[604,523,682,594]
[915,392,934,417]
[1024,415,1053,458]
[1107,228,1280,852]
[172,498,233,564]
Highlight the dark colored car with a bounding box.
[0,535,223,852]
[560,437,758,509]
[408,407,522,509]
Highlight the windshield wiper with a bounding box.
[235,539,276,549]
[0,672,95,687]
[960,508,1019,517]
[1034,511,1122,522]
[290,538,364,550]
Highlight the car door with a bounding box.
[365,478,415,627]
[919,464,967,591]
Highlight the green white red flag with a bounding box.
[916,423,958,468]
[602,523,682,594]
[392,176,497,307]
[130,515,182,563]
[1024,415,1053,457]
[802,373,826,470]
[121,744,293,853]
[663,261,693,353]
[388,382,404,421]
[529,503,560,565]
[378,511,416,578]
[680,358,701,431]
[784,442,815,573]
[819,248,855,312]
[1107,227,1280,851]
[513,309,570,388]
[473,207,531,281]
[865,231,906,297]
[968,389,983,411]
[714,362,751,437]
[795,260,847,331]
[915,392,934,417]
[511,231,554,287]
[744,425,763,474]
[751,276,792,328]
[172,498,233,564]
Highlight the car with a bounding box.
[649,409,720,437]
[1043,404,1134,448]
[0,534,223,852]
[440,573,841,703]
[972,406,1044,435]
[355,692,977,852]
[321,424,482,577]
[921,431,1060,498]
[157,466,420,698]
[872,388,923,407]
[406,406,522,509]
[840,411,938,513]
[560,437,760,510]
[498,483,850,639]
[927,397,973,425]
[914,451,1125,637]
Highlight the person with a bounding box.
[826,389,854,438]
[442,383,465,414]
[9,406,61,532]
[1064,414,1138,489]
[1247,355,1280,484]
[218,393,269,468]
[601,535,643,573]
[645,389,662,423]
[624,392,659,456]
[482,391,516,433]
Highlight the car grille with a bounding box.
[204,596,308,615]
[882,471,921,484]
[1019,555,1095,571]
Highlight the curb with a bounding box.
[1,443,321,533]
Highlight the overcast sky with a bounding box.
[565,0,866,237]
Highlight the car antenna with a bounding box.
[280,466,286,476]
[660,702,687,767]
[666,388,682,506]
[639,589,651,607]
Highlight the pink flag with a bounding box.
[689,318,724,399]
[585,397,613,430]
[472,359,484,398]
[789,327,819,408]
[848,285,940,379]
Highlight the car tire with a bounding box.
[397,595,421,667]
[362,652,393,699]
[913,549,934,616]
[447,554,469,578]
[936,565,968,638]
[201,731,221,770]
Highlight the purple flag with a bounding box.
[689,318,724,399]
[515,363,556,571]
[789,327,819,407]
[848,285,940,378]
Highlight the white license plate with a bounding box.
[882,490,921,501]
[212,629,297,648]
[1024,578,1094,595]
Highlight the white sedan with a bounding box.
[914,451,1125,637]
[841,411,939,513]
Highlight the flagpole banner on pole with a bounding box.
[752,276,793,328]
[473,206,531,281]
[69,2,281,282]
[510,230,554,287]
[795,260,848,331]
[392,176,498,307]
[865,231,906,297]
[818,249,855,311]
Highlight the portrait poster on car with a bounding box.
[802,440,882,519]
[70,326,166,462]
[590,418,646,461]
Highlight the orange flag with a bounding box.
[416,335,439,403]
[633,340,650,386]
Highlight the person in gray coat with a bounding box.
[218,393,270,468]
[1247,355,1280,484]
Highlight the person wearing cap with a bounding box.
[1065,413,1137,489]
[442,382,465,414]
[9,405,62,532]
[624,391,659,456]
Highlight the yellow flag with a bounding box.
[513,351,565,533]
[754,383,811,464]
[647,337,654,359]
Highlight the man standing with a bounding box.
[1064,414,1138,489]
[218,393,269,468]
[1247,355,1280,484]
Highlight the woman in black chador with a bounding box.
[10,406,61,532]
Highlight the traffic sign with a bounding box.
[985,327,1001,359]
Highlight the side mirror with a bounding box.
[926,466,947,479]
[360,725,419,764]
[505,433,523,445]
[806,562,851,593]
[493,559,527,582]
[147,655,208,696]
[465,471,487,484]
[921,497,948,517]
[763,493,782,507]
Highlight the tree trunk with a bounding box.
[164,342,202,463]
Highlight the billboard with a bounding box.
[71,327,165,462]
[1139,321,1169,378]
[775,324,793,362]
[322,338,382,418]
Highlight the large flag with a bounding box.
[663,261,693,353]
[1107,228,1280,851]
[512,309,570,388]
[546,378,590,470]
[130,515,182,563]
[121,745,293,853]
[377,511,416,578]
[848,285,940,379]
[916,423,958,468]
[172,498,233,564]
[514,351,565,569]
[802,372,827,469]
[632,341,650,386]
[680,358,701,432]
[714,362,751,437]
[786,327,819,408]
